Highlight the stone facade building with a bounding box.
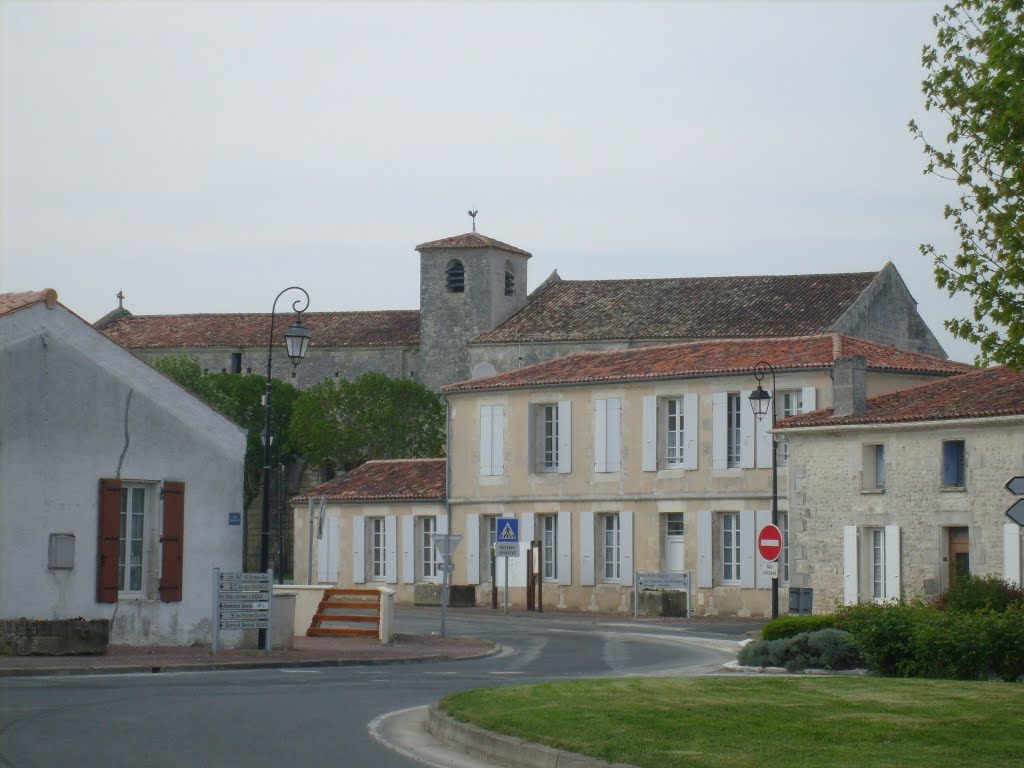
[778,365,1024,610]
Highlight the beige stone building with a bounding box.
[777,365,1024,611]
[295,335,968,616]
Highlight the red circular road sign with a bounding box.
[757,524,784,562]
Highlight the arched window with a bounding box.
[446,259,465,293]
[504,260,515,296]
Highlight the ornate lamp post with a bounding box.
[749,361,779,619]
[260,287,311,577]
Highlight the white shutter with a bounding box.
[527,404,537,473]
[521,512,535,552]
[756,389,773,469]
[682,393,699,470]
[557,400,572,474]
[843,525,858,605]
[620,511,634,587]
[352,515,366,584]
[755,509,772,589]
[401,516,415,584]
[606,398,621,471]
[712,392,727,470]
[385,515,398,585]
[740,389,755,469]
[317,515,338,583]
[884,525,900,601]
[740,509,756,588]
[580,511,595,586]
[479,406,493,475]
[492,405,505,475]
[465,514,480,585]
[593,400,607,472]
[697,510,713,588]
[801,386,816,412]
[557,511,572,585]
[437,514,448,535]
[642,396,657,472]
[1004,523,1021,586]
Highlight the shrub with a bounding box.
[936,573,1024,614]
[738,628,862,672]
[760,614,837,641]
[834,602,930,677]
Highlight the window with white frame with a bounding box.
[721,512,741,584]
[663,513,685,572]
[119,486,147,593]
[664,397,685,467]
[420,517,440,579]
[776,391,803,465]
[602,513,620,581]
[540,514,557,580]
[726,394,742,468]
[371,518,387,579]
[942,440,966,487]
[538,404,559,472]
[869,527,886,602]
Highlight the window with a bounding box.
[371,518,387,579]
[664,513,685,572]
[504,260,515,296]
[48,533,75,570]
[478,516,500,583]
[540,515,557,580]
[602,514,620,581]
[721,512,741,584]
[870,528,886,602]
[862,444,885,491]
[776,391,803,465]
[420,517,439,579]
[726,394,742,467]
[445,259,465,292]
[538,404,559,471]
[844,525,900,605]
[943,440,966,487]
[664,397,685,467]
[119,486,146,593]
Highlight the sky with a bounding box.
[1,1,981,362]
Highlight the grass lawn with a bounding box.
[441,677,1024,768]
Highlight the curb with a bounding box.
[427,703,635,768]
[0,642,501,678]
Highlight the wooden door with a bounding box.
[948,527,970,587]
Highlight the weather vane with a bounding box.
[468,208,478,233]
[117,290,125,309]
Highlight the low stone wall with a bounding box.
[634,590,689,617]
[0,618,110,656]
[414,584,477,607]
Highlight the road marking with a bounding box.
[488,671,524,675]
[278,669,322,674]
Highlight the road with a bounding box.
[0,609,751,768]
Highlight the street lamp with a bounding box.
[261,287,311,587]
[749,361,779,620]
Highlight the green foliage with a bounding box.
[738,628,862,672]
[290,372,445,471]
[760,613,837,641]
[936,572,1024,613]
[909,0,1024,366]
[835,602,930,677]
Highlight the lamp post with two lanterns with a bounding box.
[748,360,779,620]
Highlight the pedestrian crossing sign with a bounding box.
[497,518,519,543]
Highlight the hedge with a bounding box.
[760,613,837,641]
[738,628,862,671]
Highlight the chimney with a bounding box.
[832,355,867,417]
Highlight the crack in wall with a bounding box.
[116,389,133,478]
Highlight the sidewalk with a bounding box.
[0,633,497,677]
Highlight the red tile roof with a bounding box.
[777,365,1022,429]
[416,232,532,258]
[291,458,446,503]
[0,289,58,317]
[443,335,972,393]
[101,310,420,349]
[473,271,878,344]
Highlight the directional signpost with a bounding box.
[1006,476,1024,526]
[758,524,783,581]
[212,569,273,653]
[496,518,519,615]
[432,533,462,638]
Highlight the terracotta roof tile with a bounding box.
[416,231,532,258]
[0,289,58,317]
[291,458,446,503]
[777,365,1021,429]
[473,272,878,344]
[443,335,972,393]
[101,310,420,349]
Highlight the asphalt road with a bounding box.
[0,609,752,768]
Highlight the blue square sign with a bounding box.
[496,518,519,543]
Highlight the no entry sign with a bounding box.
[757,524,784,562]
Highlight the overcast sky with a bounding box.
[1,1,981,362]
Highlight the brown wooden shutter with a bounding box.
[97,478,121,603]
[159,481,185,602]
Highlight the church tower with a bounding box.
[416,231,531,390]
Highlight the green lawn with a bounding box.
[441,677,1024,768]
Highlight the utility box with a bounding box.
[789,588,813,615]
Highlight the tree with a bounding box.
[291,372,446,472]
[150,355,300,508]
[910,0,1024,366]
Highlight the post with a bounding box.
[264,568,274,651]
[526,547,534,611]
[491,546,498,609]
[770,402,780,620]
[306,498,314,584]
[504,556,509,615]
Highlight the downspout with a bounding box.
[442,394,453,638]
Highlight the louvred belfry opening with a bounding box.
[97,478,121,603]
[160,481,185,602]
